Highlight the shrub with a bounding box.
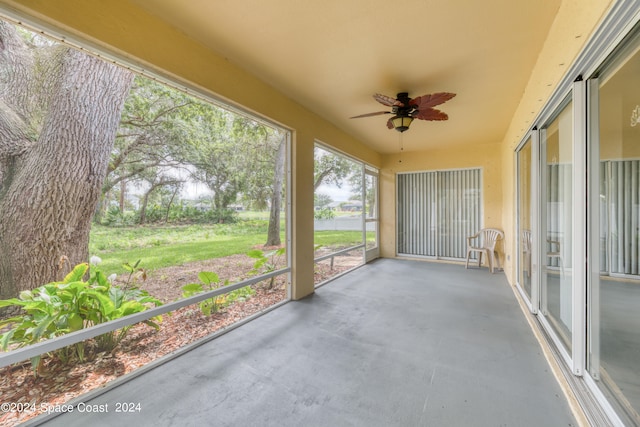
[314,208,335,220]
[206,208,239,224]
[102,206,136,226]
[0,262,162,375]
[134,205,239,225]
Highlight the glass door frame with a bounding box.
[531,82,587,376]
[586,46,640,424]
[515,129,540,314]
[364,166,380,262]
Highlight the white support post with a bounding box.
[572,77,587,376]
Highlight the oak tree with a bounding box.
[0,22,133,297]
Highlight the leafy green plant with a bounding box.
[0,262,162,375]
[122,259,147,288]
[314,207,336,220]
[101,206,136,226]
[247,247,286,289]
[181,271,254,315]
[225,285,255,306]
[182,272,227,316]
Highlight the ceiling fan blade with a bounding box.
[350,111,391,119]
[409,92,456,110]
[413,107,449,121]
[386,118,394,129]
[373,93,404,107]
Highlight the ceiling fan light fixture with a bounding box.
[350,91,455,131]
[391,115,413,132]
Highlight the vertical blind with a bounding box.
[397,169,481,259]
[605,160,640,276]
[545,160,640,276]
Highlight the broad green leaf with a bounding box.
[86,312,101,325]
[0,316,25,328]
[0,329,16,350]
[198,271,219,284]
[30,315,55,341]
[93,270,109,287]
[67,313,84,331]
[0,298,25,308]
[113,302,137,318]
[252,258,267,270]
[42,284,58,295]
[63,263,89,283]
[62,282,87,299]
[92,285,109,293]
[110,287,125,308]
[182,283,204,294]
[87,292,116,318]
[246,249,264,259]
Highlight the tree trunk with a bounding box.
[164,186,179,223]
[0,31,133,298]
[265,137,286,247]
[120,179,126,213]
[139,187,151,225]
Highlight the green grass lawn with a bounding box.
[89,221,372,274]
[90,222,271,273]
[313,231,363,248]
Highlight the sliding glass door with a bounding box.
[512,6,640,425]
[397,169,481,259]
[588,36,640,425]
[364,167,379,261]
[540,99,574,354]
[517,136,533,301]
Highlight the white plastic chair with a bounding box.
[546,237,565,276]
[465,228,504,273]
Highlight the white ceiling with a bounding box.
[133,0,561,154]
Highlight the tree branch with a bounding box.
[314,167,334,191]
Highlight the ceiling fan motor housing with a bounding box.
[394,92,416,116]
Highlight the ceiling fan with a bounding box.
[350,92,456,132]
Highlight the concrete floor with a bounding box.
[599,278,640,420]
[31,259,577,427]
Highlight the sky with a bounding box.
[316,182,353,203]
